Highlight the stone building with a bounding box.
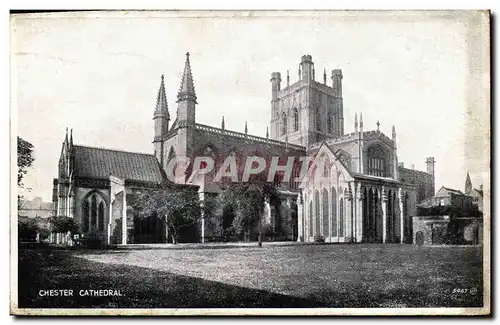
[18,197,54,219]
[53,53,435,245]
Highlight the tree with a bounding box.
[215,182,279,247]
[48,215,79,234]
[17,136,34,209]
[133,186,201,244]
[18,218,39,242]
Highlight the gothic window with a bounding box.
[331,187,337,237]
[309,200,313,237]
[322,189,329,237]
[82,201,89,232]
[314,191,320,236]
[98,202,105,231]
[322,155,330,177]
[293,108,299,131]
[81,191,106,233]
[367,145,387,177]
[315,107,321,131]
[281,112,287,135]
[327,112,332,133]
[339,197,344,237]
[91,195,97,227]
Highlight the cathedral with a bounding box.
[53,53,435,245]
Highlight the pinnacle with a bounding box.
[155,75,169,117]
[177,52,197,103]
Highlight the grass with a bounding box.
[18,244,483,308]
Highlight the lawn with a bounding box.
[18,244,483,308]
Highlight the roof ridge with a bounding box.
[73,144,155,157]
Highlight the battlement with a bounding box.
[195,123,305,151]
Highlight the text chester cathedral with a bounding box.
[53,53,435,245]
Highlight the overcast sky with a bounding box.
[12,11,489,201]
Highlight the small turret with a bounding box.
[331,69,343,97]
[426,157,435,176]
[300,55,314,81]
[270,72,281,101]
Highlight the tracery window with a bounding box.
[315,107,321,131]
[327,112,332,133]
[293,108,299,131]
[367,145,387,177]
[81,192,106,233]
[281,112,287,135]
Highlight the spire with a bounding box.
[465,171,472,194]
[392,125,396,140]
[323,68,327,84]
[64,127,69,147]
[266,126,269,139]
[177,52,197,103]
[245,121,248,134]
[376,120,380,132]
[287,70,290,87]
[70,128,73,146]
[360,113,364,128]
[221,116,225,130]
[354,113,358,131]
[155,74,169,118]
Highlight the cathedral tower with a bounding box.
[269,54,344,148]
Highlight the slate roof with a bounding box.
[72,145,164,183]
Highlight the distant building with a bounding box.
[413,173,483,246]
[417,186,474,211]
[18,197,54,219]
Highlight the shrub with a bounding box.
[313,235,325,243]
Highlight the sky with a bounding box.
[11,10,489,202]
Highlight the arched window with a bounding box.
[91,195,97,227]
[281,112,287,135]
[309,200,313,237]
[322,189,329,237]
[82,201,89,232]
[322,155,330,177]
[367,145,387,177]
[327,112,332,133]
[314,191,320,236]
[315,107,321,131]
[98,202,105,231]
[331,187,337,237]
[81,191,106,233]
[293,108,299,131]
[339,196,344,237]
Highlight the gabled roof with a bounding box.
[436,186,464,196]
[73,145,163,183]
